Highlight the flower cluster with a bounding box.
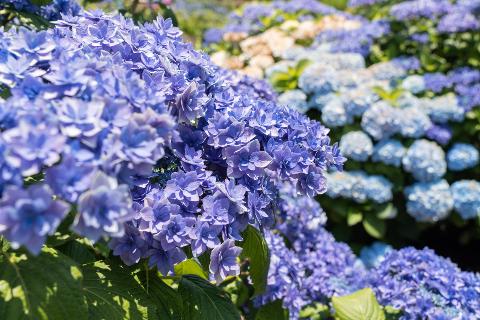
[205,0,362,78]
[263,46,480,223]
[370,247,480,319]
[0,11,342,283]
[259,193,480,320]
[0,0,81,22]
[258,188,367,318]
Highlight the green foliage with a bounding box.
[178,275,240,320]
[270,59,311,92]
[0,234,244,320]
[299,303,330,319]
[255,300,289,320]
[363,213,387,239]
[239,226,270,296]
[332,288,385,320]
[0,247,88,320]
[174,259,208,280]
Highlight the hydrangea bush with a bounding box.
[349,0,480,72]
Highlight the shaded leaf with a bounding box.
[240,225,269,296]
[255,300,288,320]
[178,275,240,320]
[363,213,386,239]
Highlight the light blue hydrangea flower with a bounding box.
[326,171,392,203]
[340,131,373,161]
[372,139,406,167]
[403,140,446,182]
[401,75,426,94]
[298,63,338,94]
[447,143,479,171]
[342,87,379,117]
[451,180,480,220]
[405,180,453,222]
[398,107,431,138]
[308,92,338,110]
[363,175,393,203]
[360,242,393,269]
[325,171,357,200]
[321,97,351,127]
[278,89,308,112]
[361,102,399,140]
[421,94,464,124]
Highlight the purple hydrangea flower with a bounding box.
[209,239,242,283]
[0,184,69,254]
[224,140,272,179]
[110,223,149,266]
[73,171,134,241]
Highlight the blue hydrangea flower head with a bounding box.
[401,75,426,94]
[451,180,480,220]
[405,180,453,222]
[403,139,446,182]
[361,102,399,140]
[110,222,149,266]
[339,131,373,162]
[360,242,393,269]
[73,171,134,241]
[447,143,479,171]
[0,184,69,254]
[321,97,351,127]
[398,107,431,138]
[209,239,242,283]
[277,90,308,113]
[370,247,480,319]
[421,94,464,124]
[372,139,406,167]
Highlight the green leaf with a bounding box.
[295,59,312,76]
[240,225,269,296]
[299,302,329,319]
[347,211,363,226]
[363,213,386,239]
[82,259,180,320]
[384,306,402,320]
[30,0,53,5]
[57,239,96,265]
[0,247,88,320]
[178,275,240,320]
[255,300,288,320]
[376,204,397,220]
[332,288,385,320]
[174,259,208,279]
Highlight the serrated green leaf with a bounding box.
[347,211,363,226]
[0,247,88,320]
[178,275,240,320]
[332,288,385,320]
[363,213,386,239]
[255,300,288,320]
[240,225,269,296]
[174,259,208,279]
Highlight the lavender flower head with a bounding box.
[73,171,134,241]
[0,184,69,254]
[209,239,242,283]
